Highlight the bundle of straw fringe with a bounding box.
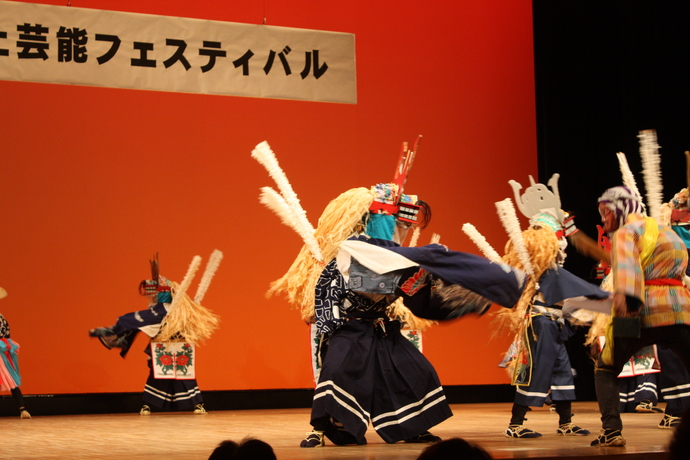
[155,252,222,344]
[268,186,435,330]
[493,227,560,339]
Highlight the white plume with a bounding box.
[169,255,202,313]
[194,250,224,303]
[408,227,421,247]
[259,187,297,231]
[639,130,663,220]
[617,152,641,197]
[252,141,323,261]
[462,223,502,263]
[496,198,534,277]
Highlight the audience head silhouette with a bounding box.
[209,437,276,460]
[416,437,493,460]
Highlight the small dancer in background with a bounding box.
[89,252,221,415]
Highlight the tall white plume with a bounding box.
[496,198,534,277]
[408,227,421,247]
[194,249,224,303]
[252,141,323,261]
[462,223,502,263]
[639,130,663,220]
[169,255,202,313]
[617,152,641,197]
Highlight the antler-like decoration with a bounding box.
[547,174,562,213]
[508,178,527,219]
[252,141,323,262]
[509,174,563,224]
[392,135,422,203]
[150,252,160,282]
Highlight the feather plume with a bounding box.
[168,255,202,313]
[408,227,421,248]
[617,152,641,197]
[496,198,534,276]
[194,250,223,303]
[462,223,502,263]
[639,129,663,220]
[252,141,323,261]
[259,187,298,232]
[267,188,374,321]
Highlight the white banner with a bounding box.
[0,1,357,103]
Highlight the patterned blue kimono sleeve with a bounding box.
[314,260,347,334]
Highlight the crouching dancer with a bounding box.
[251,140,525,447]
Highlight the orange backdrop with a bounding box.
[0,0,537,394]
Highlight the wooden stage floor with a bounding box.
[0,402,674,460]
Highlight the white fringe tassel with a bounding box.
[408,227,421,248]
[462,223,502,263]
[496,198,534,277]
[617,151,641,197]
[259,187,298,232]
[639,130,663,220]
[169,255,202,313]
[194,249,224,303]
[252,141,323,262]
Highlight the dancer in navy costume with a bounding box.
[252,140,526,447]
[488,176,608,438]
[500,220,600,438]
[300,196,526,447]
[310,251,449,445]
